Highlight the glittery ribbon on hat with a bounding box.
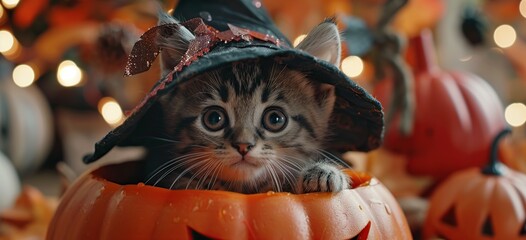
[123,18,283,115]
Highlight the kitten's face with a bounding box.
[159,61,335,191]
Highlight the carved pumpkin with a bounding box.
[424,129,526,239]
[47,161,411,239]
[374,29,506,182]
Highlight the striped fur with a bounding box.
[144,60,350,193]
[145,15,349,193]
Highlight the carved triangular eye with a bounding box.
[482,216,494,236]
[188,227,215,240]
[441,206,457,226]
[349,221,371,240]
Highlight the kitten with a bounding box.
[144,14,351,194]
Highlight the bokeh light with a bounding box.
[57,60,82,87]
[2,0,20,9]
[505,103,526,127]
[493,24,516,48]
[521,0,526,18]
[341,56,364,78]
[98,97,125,126]
[0,30,15,53]
[293,34,307,47]
[12,64,35,88]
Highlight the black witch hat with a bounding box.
[83,0,384,163]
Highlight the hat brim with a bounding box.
[83,42,383,163]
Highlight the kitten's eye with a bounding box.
[202,107,228,131]
[262,107,287,132]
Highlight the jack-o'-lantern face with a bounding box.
[47,161,411,240]
[424,129,526,239]
[424,167,526,239]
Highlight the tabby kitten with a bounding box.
[145,14,351,194]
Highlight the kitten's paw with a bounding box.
[297,163,351,193]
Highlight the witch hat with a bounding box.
[83,0,384,163]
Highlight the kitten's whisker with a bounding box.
[195,162,216,190]
[143,136,181,143]
[144,136,209,150]
[168,160,209,189]
[139,136,209,150]
[271,160,295,192]
[146,152,211,185]
[207,161,224,190]
[265,164,281,192]
[193,161,216,190]
[151,155,209,186]
[276,154,305,170]
[185,159,214,190]
[316,149,351,168]
[145,152,210,182]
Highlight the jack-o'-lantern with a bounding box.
[47,161,411,239]
[424,129,526,239]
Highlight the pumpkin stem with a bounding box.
[481,128,512,176]
[406,29,440,75]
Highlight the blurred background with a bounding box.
[0,0,526,239]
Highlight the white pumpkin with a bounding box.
[0,79,54,176]
[0,151,21,211]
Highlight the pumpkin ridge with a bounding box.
[466,178,496,236]
[46,173,92,239]
[491,178,524,238]
[150,185,178,239]
[75,178,114,239]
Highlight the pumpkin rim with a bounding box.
[88,160,375,196]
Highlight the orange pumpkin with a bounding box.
[374,30,507,182]
[47,161,411,239]
[424,129,526,239]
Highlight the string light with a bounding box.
[1,0,20,9]
[12,64,35,88]
[98,97,125,126]
[293,34,307,47]
[57,60,83,87]
[493,24,516,48]
[341,56,364,78]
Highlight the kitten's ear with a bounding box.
[295,18,342,67]
[156,11,195,76]
[315,83,336,119]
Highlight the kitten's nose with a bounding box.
[233,143,254,156]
